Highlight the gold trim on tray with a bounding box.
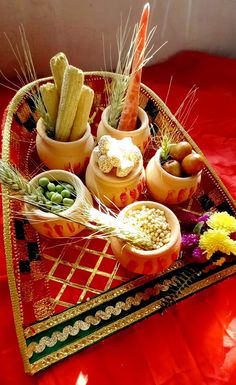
[2,188,32,373]
[1,77,52,373]
[24,259,184,339]
[26,275,177,358]
[2,73,236,375]
[27,264,236,374]
[26,263,236,360]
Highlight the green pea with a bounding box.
[56,184,64,193]
[47,182,56,192]
[63,198,75,207]
[61,189,71,198]
[45,200,52,207]
[51,192,63,204]
[38,177,50,188]
[65,183,74,192]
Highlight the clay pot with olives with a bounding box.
[146,141,204,204]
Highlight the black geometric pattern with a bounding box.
[145,99,159,121]
[19,260,31,273]
[198,194,214,210]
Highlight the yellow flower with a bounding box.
[199,229,236,259]
[207,211,236,234]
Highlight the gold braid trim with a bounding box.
[1,77,52,373]
[28,265,236,374]
[27,278,173,358]
[24,260,184,339]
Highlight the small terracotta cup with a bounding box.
[110,201,181,275]
[36,118,95,174]
[85,151,146,208]
[96,106,150,154]
[146,148,202,204]
[25,169,93,238]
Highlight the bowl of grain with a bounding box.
[110,201,181,275]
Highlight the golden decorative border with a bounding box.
[27,264,236,374]
[24,259,184,338]
[2,73,236,374]
[1,77,52,373]
[27,276,176,358]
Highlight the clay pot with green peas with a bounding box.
[25,170,93,238]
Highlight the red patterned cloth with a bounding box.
[0,51,236,385]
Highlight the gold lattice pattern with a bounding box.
[41,236,136,312]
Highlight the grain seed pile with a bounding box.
[123,205,172,250]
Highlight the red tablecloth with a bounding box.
[0,51,236,385]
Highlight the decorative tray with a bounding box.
[2,72,236,374]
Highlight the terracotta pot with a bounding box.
[25,170,93,238]
[85,151,146,208]
[146,148,202,204]
[110,201,181,275]
[97,106,150,154]
[36,118,95,174]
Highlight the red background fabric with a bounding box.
[0,51,236,385]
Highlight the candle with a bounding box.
[118,3,150,132]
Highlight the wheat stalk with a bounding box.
[1,25,55,137]
[0,161,37,196]
[149,111,183,161]
[0,161,154,250]
[103,16,136,128]
[27,87,55,137]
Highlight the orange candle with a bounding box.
[118,3,150,131]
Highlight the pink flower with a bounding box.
[197,213,210,222]
[181,234,200,250]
